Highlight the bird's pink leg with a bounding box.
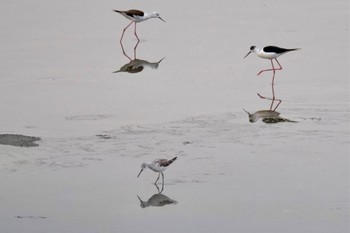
[274,58,282,71]
[120,21,133,42]
[271,60,276,86]
[257,58,283,76]
[161,172,164,184]
[134,22,140,42]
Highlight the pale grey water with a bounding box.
[0,0,349,233]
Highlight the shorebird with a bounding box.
[244,45,300,84]
[114,9,165,42]
[137,157,177,184]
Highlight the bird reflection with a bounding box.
[113,58,164,74]
[244,81,296,123]
[137,184,177,208]
[258,80,282,111]
[114,40,164,74]
[243,109,295,123]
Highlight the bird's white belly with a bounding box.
[149,166,166,173]
[258,52,281,59]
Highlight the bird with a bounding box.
[113,9,165,42]
[137,157,177,184]
[244,45,300,84]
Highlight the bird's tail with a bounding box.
[113,10,122,14]
[166,157,177,166]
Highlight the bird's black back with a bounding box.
[263,46,297,54]
[125,9,144,17]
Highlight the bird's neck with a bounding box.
[255,47,263,55]
[142,13,154,20]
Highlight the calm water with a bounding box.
[0,0,348,233]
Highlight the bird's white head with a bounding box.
[244,45,258,58]
[150,11,166,22]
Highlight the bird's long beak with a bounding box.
[137,168,144,178]
[244,51,251,59]
[158,17,166,23]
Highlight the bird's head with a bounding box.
[244,45,257,58]
[151,12,166,22]
[137,163,147,177]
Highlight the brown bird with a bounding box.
[137,157,177,184]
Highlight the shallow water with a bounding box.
[0,0,349,233]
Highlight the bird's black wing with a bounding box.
[264,46,295,53]
[126,9,144,17]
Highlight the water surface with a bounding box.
[0,0,348,233]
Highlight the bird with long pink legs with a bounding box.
[244,45,300,85]
[114,9,165,42]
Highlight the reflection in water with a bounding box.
[114,40,164,74]
[257,83,281,112]
[113,58,164,74]
[244,78,296,123]
[243,109,296,123]
[137,184,177,208]
[121,39,139,61]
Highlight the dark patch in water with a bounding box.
[0,134,41,147]
[96,134,117,140]
[15,215,47,219]
[182,141,193,145]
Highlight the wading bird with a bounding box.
[114,9,165,42]
[137,157,177,184]
[244,45,300,84]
